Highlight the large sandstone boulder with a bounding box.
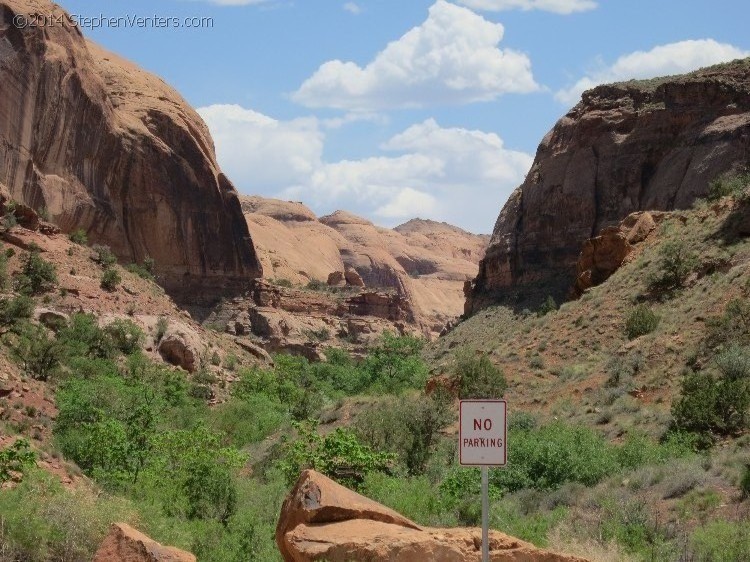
[277,470,588,562]
[0,0,262,303]
[468,58,750,314]
[94,523,195,562]
[157,323,204,373]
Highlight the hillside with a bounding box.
[467,57,750,314]
[242,196,489,334]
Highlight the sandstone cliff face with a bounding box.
[468,58,750,314]
[242,196,488,334]
[0,0,262,302]
[276,470,588,562]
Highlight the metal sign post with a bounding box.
[459,400,507,562]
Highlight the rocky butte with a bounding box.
[466,58,750,315]
[0,0,262,303]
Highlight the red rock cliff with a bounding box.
[0,0,262,302]
[467,58,750,314]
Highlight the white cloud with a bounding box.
[291,0,539,111]
[183,0,271,5]
[200,104,532,232]
[457,0,596,14]
[556,39,750,106]
[197,104,323,190]
[343,2,362,14]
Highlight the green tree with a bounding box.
[625,304,660,340]
[16,247,57,295]
[456,351,507,399]
[362,333,429,392]
[101,267,121,292]
[648,240,698,292]
[0,439,36,483]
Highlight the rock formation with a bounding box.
[0,0,262,303]
[276,470,588,562]
[241,196,489,334]
[468,58,750,314]
[94,523,196,562]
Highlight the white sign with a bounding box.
[459,400,507,466]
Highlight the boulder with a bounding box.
[94,523,195,562]
[344,267,365,287]
[573,227,632,296]
[277,470,588,562]
[327,271,346,286]
[158,324,203,373]
[34,308,69,331]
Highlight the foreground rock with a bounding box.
[0,0,262,302]
[94,523,195,562]
[467,58,750,314]
[276,470,587,562]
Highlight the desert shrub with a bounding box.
[740,465,750,500]
[0,438,36,483]
[707,171,750,201]
[362,473,451,526]
[93,245,117,267]
[0,470,135,562]
[12,323,63,380]
[508,411,538,431]
[455,351,506,399]
[537,295,558,317]
[624,304,659,340]
[714,345,750,380]
[0,294,34,328]
[208,395,286,447]
[101,267,121,291]
[355,392,453,475]
[58,313,117,359]
[155,316,169,342]
[16,247,57,295]
[126,260,155,281]
[689,519,750,562]
[672,360,750,439]
[269,278,293,288]
[68,229,88,245]
[105,318,144,355]
[598,496,677,559]
[0,249,8,290]
[648,240,699,292]
[280,421,394,488]
[706,298,750,349]
[305,279,327,291]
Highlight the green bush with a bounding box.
[12,323,63,380]
[69,229,88,245]
[16,247,57,295]
[355,393,453,475]
[537,295,558,317]
[0,294,34,328]
[208,395,286,447]
[101,267,121,291]
[707,171,750,201]
[305,279,327,291]
[690,519,750,561]
[126,261,155,281]
[648,240,698,292]
[455,351,506,399]
[624,304,659,339]
[93,245,117,267]
[0,438,36,483]
[155,316,169,342]
[706,298,750,349]
[0,248,8,290]
[105,319,144,355]
[58,313,117,359]
[361,333,429,393]
[362,473,450,527]
[280,421,395,488]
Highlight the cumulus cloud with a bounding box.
[556,39,750,106]
[197,104,323,190]
[457,0,596,13]
[343,2,362,14]
[291,0,539,111]
[199,104,532,232]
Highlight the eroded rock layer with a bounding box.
[0,0,262,302]
[468,59,750,314]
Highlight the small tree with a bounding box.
[68,229,88,245]
[16,247,57,295]
[101,267,121,292]
[456,351,507,399]
[0,439,36,483]
[93,245,117,267]
[648,240,698,292]
[537,295,558,317]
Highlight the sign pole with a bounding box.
[481,465,489,562]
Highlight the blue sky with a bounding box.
[60,0,750,233]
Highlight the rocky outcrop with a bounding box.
[210,280,418,358]
[573,211,661,296]
[468,58,750,314]
[277,470,588,562]
[242,196,489,334]
[157,323,204,373]
[94,523,196,562]
[0,0,262,303]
